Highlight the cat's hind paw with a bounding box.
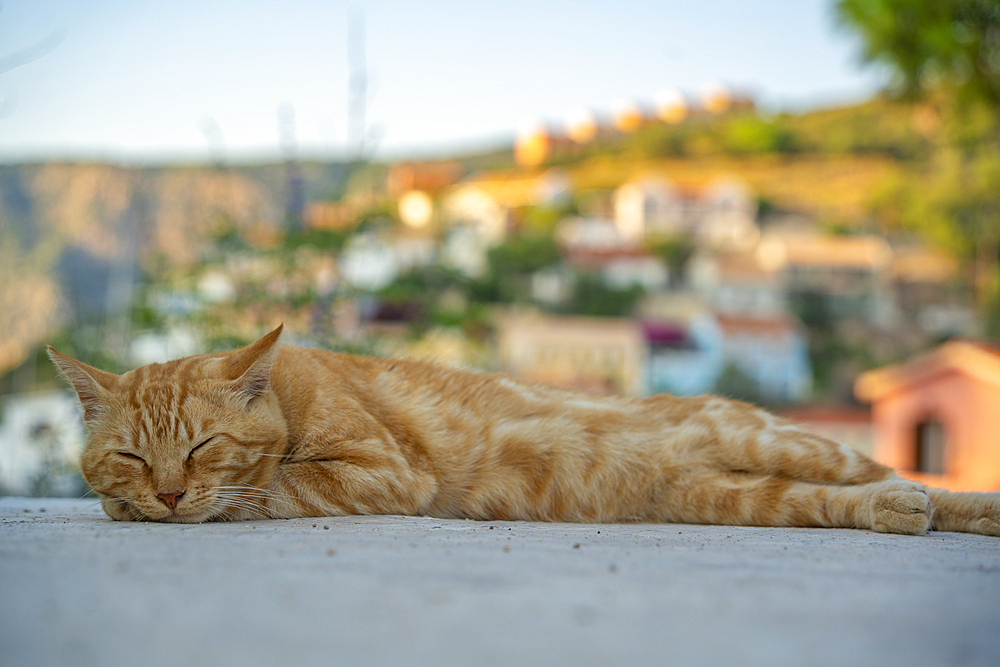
[925,489,1000,537]
[969,516,1000,537]
[964,496,1000,536]
[867,481,933,535]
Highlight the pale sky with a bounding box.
[0,0,885,163]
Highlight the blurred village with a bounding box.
[2,82,1000,497]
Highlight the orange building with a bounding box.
[386,161,463,198]
[855,340,1000,491]
[304,200,355,230]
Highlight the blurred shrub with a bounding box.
[558,273,645,318]
[724,116,796,154]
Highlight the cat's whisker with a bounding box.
[207,501,243,522]
[213,485,306,509]
[80,501,109,514]
[226,507,275,520]
[87,496,127,511]
[221,493,295,511]
[213,484,299,498]
[213,506,240,522]
[213,494,269,509]
[125,503,146,522]
[220,504,275,521]
[213,489,276,505]
[210,492,280,520]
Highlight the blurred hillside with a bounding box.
[562,98,927,223]
[0,94,982,390]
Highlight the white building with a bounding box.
[612,178,682,241]
[612,175,758,249]
[0,390,86,496]
[688,249,786,316]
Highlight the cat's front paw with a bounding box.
[866,481,933,535]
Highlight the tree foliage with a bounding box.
[837,0,1000,106]
[468,235,561,305]
[838,0,1000,334]
[558,273,645,318]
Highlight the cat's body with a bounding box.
[49,326,1000,536]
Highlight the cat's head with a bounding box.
[48,326,288,523]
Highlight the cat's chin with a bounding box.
[152,507,216,523]
[102,498,214,523]
[101,497,145,522]
[156,514,206,523]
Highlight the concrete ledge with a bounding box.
[2,496,999,667]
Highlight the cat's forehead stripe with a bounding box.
[123,370,200,447]
[124,354,213,384]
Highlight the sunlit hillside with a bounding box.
[0,95,978,391]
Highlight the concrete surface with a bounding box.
[1,497,998,667]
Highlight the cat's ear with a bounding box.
[225,324,283,403]
[46,347,120,423]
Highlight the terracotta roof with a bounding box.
[716,314,800,339]
[564,247,654,268]
[449,180,537,208]
[387,161,463,196]
[714,251,774,280]
[758,234,892,272]
[455,169,572,208]
[855,339,1000,401]
[962,339,1000,358]
[891,246,958,283]
[673,185,705,200]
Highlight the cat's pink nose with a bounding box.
[157,490,185,510]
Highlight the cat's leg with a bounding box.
[657,469,933,534]
[667,398,1000,536]
[664,395,894,485]
[926,489,1000,536]
[265,453,436,519]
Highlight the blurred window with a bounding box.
[914,418,946,475]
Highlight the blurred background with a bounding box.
[1,0,999,496]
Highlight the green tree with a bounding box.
[282,227,351,253]
[560,273,645,318]
[470,235,561,304]
[724,115,796,154]
[712,363,764,406]
[647,236,696,287]
[837,0,1000,105]
[838,0,1000,334]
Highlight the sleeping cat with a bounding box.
[48,325,1000,536]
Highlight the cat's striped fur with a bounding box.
[48,325,1000,535]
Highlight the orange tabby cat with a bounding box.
[48,325,1000,536]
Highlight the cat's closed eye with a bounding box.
[187,437,215,461]
[117,451,146,464]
